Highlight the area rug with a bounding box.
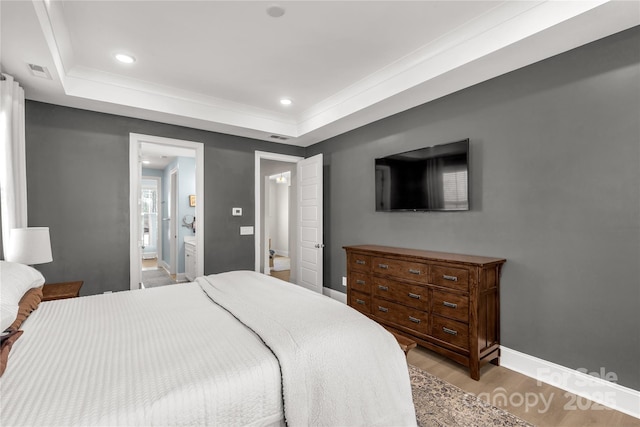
[142,268,177,288]
[409,365,533,427]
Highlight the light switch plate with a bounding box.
[240,226,254,235]
[232,207,242,216]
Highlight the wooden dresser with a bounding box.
[344,245,505,380]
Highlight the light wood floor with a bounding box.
[141,258,157,269]
[407,346,639,426]
[269,255,291,282]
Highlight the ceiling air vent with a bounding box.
[270,135,289,141]
[27,63,52,79]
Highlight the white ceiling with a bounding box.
[140,142,195,170]
[1,1,638,147]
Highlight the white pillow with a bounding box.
[1,303,19,332]
[0,261,46,307]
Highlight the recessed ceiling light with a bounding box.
[142,160,151,164]
[115,53,136,64]
[280,98,292,106]
[266,4,285,18]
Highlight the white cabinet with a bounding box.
[185,242,196,282]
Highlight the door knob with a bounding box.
[314,243,325,248]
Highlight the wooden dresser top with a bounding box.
[343,245,505,267]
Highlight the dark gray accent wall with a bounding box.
[25,102,304,296]
[306,27,640,389]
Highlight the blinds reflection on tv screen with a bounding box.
[375,139,469,212]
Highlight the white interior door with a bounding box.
[131,141,143,289]
[141,177,161,260]
[169,169,178,275]
[297,154,323,293]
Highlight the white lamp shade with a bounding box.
[7,227,53,265]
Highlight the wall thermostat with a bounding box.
[232,207,242,216]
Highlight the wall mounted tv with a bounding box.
[375,139,469,212]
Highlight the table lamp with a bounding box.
[6,227,53,265]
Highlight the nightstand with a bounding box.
[42,281,84,301]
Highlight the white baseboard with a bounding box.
[501,346,640,419]
[323,287,347,304]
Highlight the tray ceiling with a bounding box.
[1,1,638,146]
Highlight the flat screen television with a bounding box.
[375,139,469,212]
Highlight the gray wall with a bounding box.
[24,102,304,296]
[307,27,640,389]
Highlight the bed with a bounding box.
[0,265,416,426]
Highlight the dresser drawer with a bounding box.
[372,257,428,283]
[432,290,469,323]
[372,277,429,311]
[349,291,371,315]
[430,265,469,291]
[431,315,469,350]
[372,297,429,335]
[349,272,371,294]
[348,253,371,273]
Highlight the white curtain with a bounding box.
[0,73,28,257]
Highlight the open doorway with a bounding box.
[129,134,204,291]
[265,168,293,282]
[141,173,176,287]
[141,176,161,269]
[255,153,302,283]
[255,151,324,294]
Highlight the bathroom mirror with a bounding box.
[183,215,195,230]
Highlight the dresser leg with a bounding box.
[470,363,480,381]
[489,347,501,366]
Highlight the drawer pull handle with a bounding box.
[409,316,421,324]
[378,264,389,269]
[408,269,421,275]
[443,327,458,336]
[443,301,457,309]
[378,285,388,291]
[355,299,365,305]
[443,274,458,282]
[356,280,366,285]
[408,293,421,299]
[356,260,366,265]
[378,306,389,313]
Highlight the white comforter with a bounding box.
[197,271,416,427]
[0,282,283,426]
[2,271,416,426]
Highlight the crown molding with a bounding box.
[31,0,639,147]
